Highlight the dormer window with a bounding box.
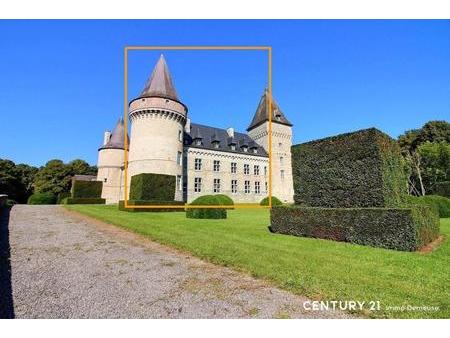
[212,141,220,149]
[195,139,202,146]
[242,146,248,152]
[253,148,258,154]
[230,144,236,151]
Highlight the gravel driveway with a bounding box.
[4,205,351,318]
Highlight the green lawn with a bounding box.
[65,205,449,318]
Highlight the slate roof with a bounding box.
[99,118,129,150]
[247,89,292,131]
[139,54,180,102]
[185,123,268,157]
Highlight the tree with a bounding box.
[0,159,38,203]
[398,120,450,196]
[68,159,97,176]
[417,141,450,194]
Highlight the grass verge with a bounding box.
[65,204,449,318]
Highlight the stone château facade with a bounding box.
[97,55,294,204]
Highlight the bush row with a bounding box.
[405,195,450,218]
[118,200,184,212]
[28,192,56,205]
[270,205,440,251]
[72,180,102,198]
[65,197,105,205]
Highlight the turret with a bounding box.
[97,118,128,204]
[127,54,188,201]
[247,89,294,203]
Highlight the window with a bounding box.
[244,180,250,194]
[278,142,282,148]
[195,139,202,146]
[178,130,183,142]
[194,158,202,171]
[265,181,268,192]
[214,178,221,193]
[176,175,182,191]
[255,181,261,194]
[231,180,237,194]
[253,148,258,154]
[244,164,250,175]
[264,166,267,176]
[281,170,285,180]
[194,177,202,192]
[243,146,248,152]
[230,144,236,151]
[177,151,182,166]
[231,162,237,174]
[103,178,107,183]
[213,160,220,172]
[280,156,284,166]
[254,165,260,175]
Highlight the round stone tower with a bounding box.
[127,54,188,201]
[97,118,128,204]
[247,89,294,203]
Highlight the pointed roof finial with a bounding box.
[247,88,292,131]
[139,54,179,101]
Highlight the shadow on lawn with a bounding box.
[0,207,14,318]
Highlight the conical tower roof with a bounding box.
[247,88,292,131]
[100,118,129,150]
[139,54,179,102]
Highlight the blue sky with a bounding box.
[1,20,449,167]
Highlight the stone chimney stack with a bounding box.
[185,118,191,133]
[103,131,111,145]
[226,127,234,138]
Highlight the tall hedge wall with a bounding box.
[270,205,440,251]
[130,173,175,201]
[291,128,407,208]
[72,180,102,198]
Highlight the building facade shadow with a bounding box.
[0,207,14,318]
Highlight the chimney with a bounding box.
[226,127,234,138]
[103,131,111,145]
[185,118,191,133]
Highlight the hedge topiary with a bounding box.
[130,173,175,201]
[214,194,234,208]
[270,205,440,251]
[65,197,105,205]
[186,195,228,219]
[260,196,283,206]
[27,192,56,205]
[72,180,102,198]
[118,200,184,212]
[57,192,71,204]
[291,128,408,208]
[405,195,450,218]
[434,181,450,198]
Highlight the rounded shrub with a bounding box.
[260,196,283,206]
[213,194,234,207]
[28,192,56,205]
[186,195,227,219]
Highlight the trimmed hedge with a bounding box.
[57,192,71,204]
[118,200,184,212]
[260,196,283,206]
[270,205,440,251]
[291,128,408,208]
[72,180,102,198]
[405,195,450,218]
[434,181,450,198]
[65,197,105,204]
[214,194,234,208]
[186,195,228,219]
[130,173,176,201]
[27,192,56,205]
